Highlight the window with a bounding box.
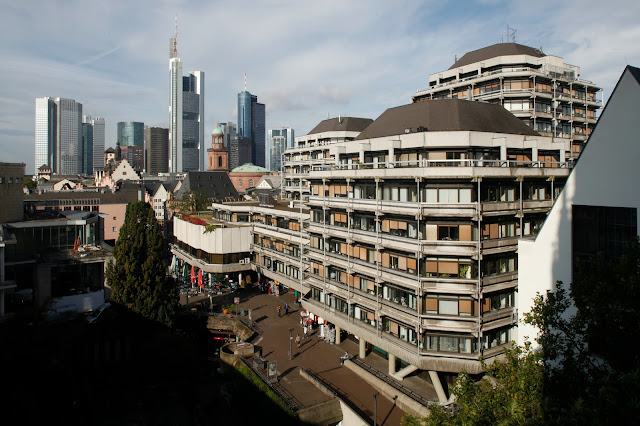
[249,179,254,187]
[238,179,243,188]
[218,156,222,167]
[112,227,117,232]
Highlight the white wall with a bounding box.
[173,217,251,254]
[518,68,640,345]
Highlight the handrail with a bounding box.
[312,158,573,171]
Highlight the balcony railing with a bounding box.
[316,158,574,171]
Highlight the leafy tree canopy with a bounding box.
[105,201,178,326]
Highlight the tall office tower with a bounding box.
[218,122,237,148]
[229,135,252,170]
[238,78,266,168]
[117,122,145,171]
[182,71,205,171]
[168,21,204,173]
[84,115,105,171]
[35,97,57,171]
[34,97,83,175]
[412,42,602,158]
[145,127,169,175]
[267,127,295,171]
[81,122,93,175]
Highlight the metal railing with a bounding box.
[313,158,573,171]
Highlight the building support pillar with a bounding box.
[429,370,448,403]
[359,337,367,359]
[335,326,341,344]
[388,353,396,376]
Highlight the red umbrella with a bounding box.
[190,266,196,284]
[198,269,204,288]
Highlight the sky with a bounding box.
[1,0,639,174]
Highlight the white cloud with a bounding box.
[1,0,639,173]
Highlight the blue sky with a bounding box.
[1,0,639,174]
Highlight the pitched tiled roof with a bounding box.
[355,99,539,140]
[449,43,545,70]
[173,171,239,201]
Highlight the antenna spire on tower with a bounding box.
[244,72,247,91]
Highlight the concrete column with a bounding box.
[359,337,367,359]
[429,370,448,403]
[388,353,396,376]
[531,147,538,162]
[335,326,341,344]
[388,147,395,168]
[500,145,507,162]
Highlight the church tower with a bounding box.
[207,124,229,171]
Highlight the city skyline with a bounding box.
[2,1,640,174]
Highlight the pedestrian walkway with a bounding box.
[238,291,432,425]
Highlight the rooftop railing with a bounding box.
[312,158,574,171]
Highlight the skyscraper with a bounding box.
[35,97,57,171]
[83,115,105,172]
[145,126,169,175]
[267,127,295,171]
[117,122,145,171]
[218,122,237,149]
[35,97,82,175]
[81,122,93,175]
[237,77,266,168]
[168,21,204,173]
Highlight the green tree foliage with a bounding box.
[105,201,178,326]
[524,237,640,424]
[403,343,543,426]
[405,237,640,425]
[181,190,209,212]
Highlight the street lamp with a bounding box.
[288,328,294,360]
[372,392,379,426]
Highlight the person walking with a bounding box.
[284,303,289,316]
[296,334,301,348]
[277,305,281,318]
[303,324,308,339]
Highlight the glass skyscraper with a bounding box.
[35,97,82,175]
[267,127,295,171]
[117,122,145,147]
[82,122,93,175]
[168,30,204,173]
[237,90,266,168]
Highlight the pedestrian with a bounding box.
[303,324,308,339]
[277,305,281,318]
[296,334,301,348]
[284,303,289,315]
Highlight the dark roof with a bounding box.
[105,147,116,153]
[449,43,545,70]
[355,99,540,140]
[307,117,373,135]
[628,65,640,85]
[173,171,239,201]
[25,187,140,204]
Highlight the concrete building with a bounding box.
[282,116,373,204]
[169,25,204,173]
[218,122,237,149]
[0,163,25,223]
[412,43,602,158]
[195,99,571,400]
[145,127,169,175]
[81,122,93,175]
[229,135,252,171]
[518,66,640,346]
[267,127,295,171]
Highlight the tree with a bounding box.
[105,201,178,326]
[181,190,209,212]
[523,237,640,424]
[403,343,544,426]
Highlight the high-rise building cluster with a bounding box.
[35,97,105,175]
[169,25,204,173]
[267,127,295,171]
[237,79,266,168]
